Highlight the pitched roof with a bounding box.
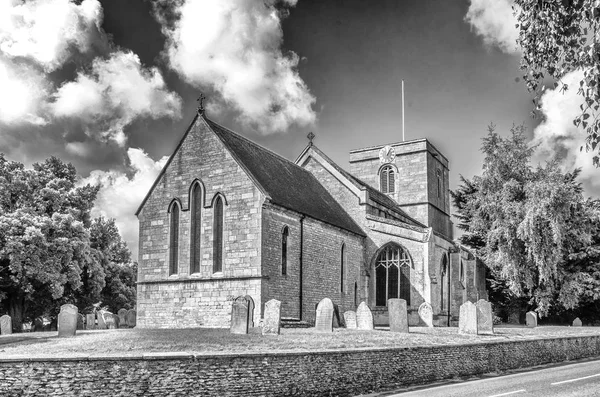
[205,118,365,236]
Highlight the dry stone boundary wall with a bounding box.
[1,335,600,396]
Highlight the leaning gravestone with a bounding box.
[356,302,374,330]
[0,315,12,335]
[315,298,334,332]
[262,299,281,336]
[86,313,96,330]
[418,302,433,327]
[118,309,128,328]
[230,296,250,334]
[76,314,84,330]
[344,311,357,329]
[459,301,478,335]
[126,309,137,328]
[573,317,583,327]
[388,299,409,333]
[97,311,107,330]
[245,295,255,328]
[333,303,345,328]
[58,304,78,337]
[476,299,494,335]
[526,311,537,328]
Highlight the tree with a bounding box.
[452,125,600,316]
[514,0,600,165]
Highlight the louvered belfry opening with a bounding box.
[380,165,395,194]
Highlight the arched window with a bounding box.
[440,254,448,311]
[169,201,180,276]
[190,183,202,274]
[281,226,288,275]
[380,165,395,194]
[213,196,224,273]
[375,245,412,306]
[340,243,345,293]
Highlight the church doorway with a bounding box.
[373,244,412,307]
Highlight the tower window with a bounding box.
[380,165,395,194]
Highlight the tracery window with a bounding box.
[169,201,180,276]
[380,165,395,194]
[281,226,288,275]
[375,245,412,306]
[213,196,224,273]
[190,183,202,274]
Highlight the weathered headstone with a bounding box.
[508,311,520,325]
[388,299,409,333]
[0,315,12,335]
[333,303,345,328]
[126,309,137,328]
[418,302,433,327]
[356,302,374,330]
[458,301,478,335]
[476,299,494,335]
[526,311,537,328]
[262,299,281,336]
[33,317,44,332]
[76,314,84,330]
[344,311,357,329]
[118,309,128,328]
[315,298,334,332]
[58,304,78,337]
[245,295,255,328]
[573,317,583,327]
[86,313,96,330]
[97,311,107,330]
[230,296,250,334]
[104,312,116,329]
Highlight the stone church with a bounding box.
[135,107,487,328]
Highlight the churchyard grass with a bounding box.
[1,325,599,358]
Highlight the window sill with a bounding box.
[211,272,224,278]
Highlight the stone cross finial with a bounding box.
[307,132,315,146]
[197,93,206,114]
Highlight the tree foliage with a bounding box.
[452,125,600,315]
[514,0,600,165]
[0,155,136,331]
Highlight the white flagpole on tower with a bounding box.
[402,80,405,142]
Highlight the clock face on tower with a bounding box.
[379,145,396,164]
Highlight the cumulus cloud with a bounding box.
[0,58,49,125]
[82,148,169,259]
[464,0,520,54]
[153,0,316,133]
[52,51,182,145]
[532,70,600,195]
[0,0,104,71]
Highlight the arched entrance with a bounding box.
[373,244,413,307]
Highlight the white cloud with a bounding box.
[82,148,169,259]
[532,70,600,195]
[52,51,182,145]
[0,0,103,71]
[154,0,316,134]
[465,0,520,54]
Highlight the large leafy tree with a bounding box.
[452,125,600,316]
[514,0,600,164]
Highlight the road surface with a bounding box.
[368,358,600,397]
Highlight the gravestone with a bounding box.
[418,302,433,327]
[118,309,128,328]
[86,313,96,330]
[126,309,137,328]
[508,311,520,325]
[58,304,78,337]
[76,314,84,330]
[97,311,107,330]
[388,299,409,333]
[573,317,582,327]
[526,311,537,328]
[0,315,12,335]
[476,299,494,335]
[333,303,345,328]
[262,299,281,336]
[315,298,334,332]
[104,312,116,329]
[33,317,44,332]
[344,311,357,329]
[458,301,478,335]
[230,296,250,334]
[245,295,255,328]
[356,302,374,330]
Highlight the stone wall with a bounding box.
[2,336,600,396]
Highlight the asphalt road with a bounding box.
[370,358,600,397]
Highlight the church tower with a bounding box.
[348,138,452,239]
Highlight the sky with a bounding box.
[1,0,598,260]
